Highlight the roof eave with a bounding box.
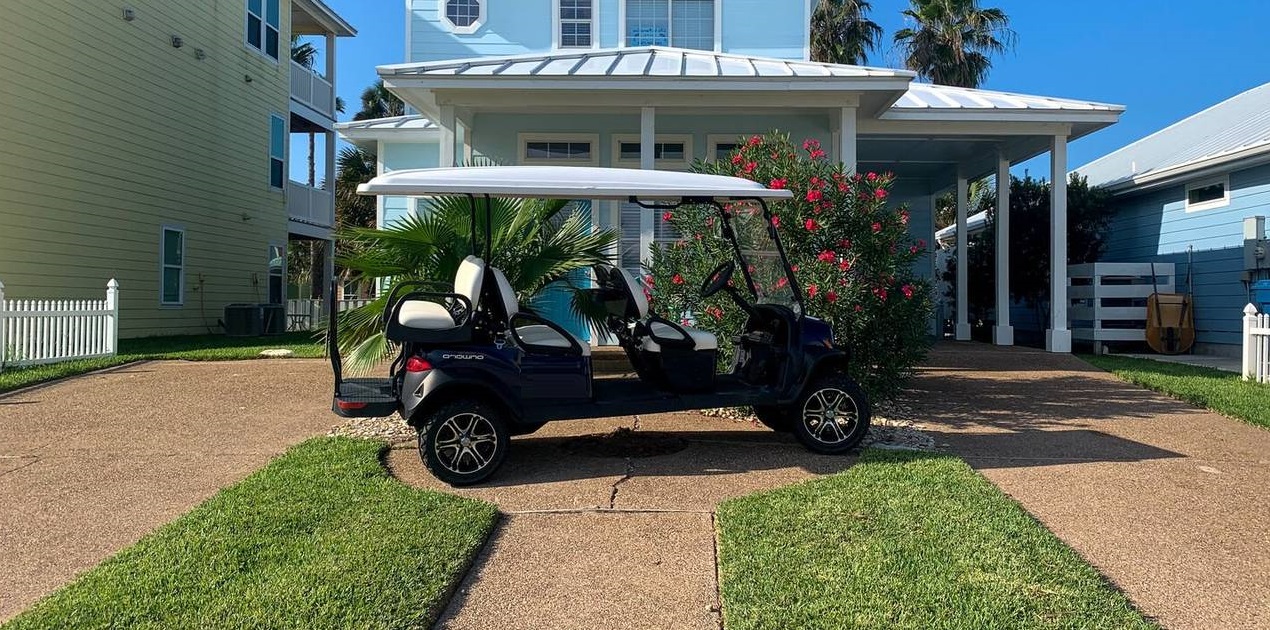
[291,0,356,36]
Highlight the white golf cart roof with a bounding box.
[358,166,794,200]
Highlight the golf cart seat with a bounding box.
[488,266,590,356]
[596,265,717,392]
[384,255,485,344]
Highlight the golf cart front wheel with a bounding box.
[790,374,870,454]
[418,399,510,486]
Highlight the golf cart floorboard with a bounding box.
[334,378,397,418]
[524,375,778,422]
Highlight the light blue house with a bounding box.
[337,0,1125,351]
[1077,82,1270,355]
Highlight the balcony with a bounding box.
[287,181,334,228]
[291,61,335,121]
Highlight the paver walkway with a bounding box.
[388,414,853,630]
[0,360,333,622]
[909,344,1270,630]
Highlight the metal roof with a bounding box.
[894,83,1123,113]
[1075,82,1270,190]
[335,115,437,132]
[378,46,913,80]
[358,166,794,200]
[334,115,438,151]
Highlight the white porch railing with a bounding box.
[287,181,334,227]
[290,60,335,118]
[1243,304,1270,383]
[286,298,373,332]
[1069,262,1174,354]
[0,279,119,371]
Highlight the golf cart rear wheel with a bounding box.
[418,399,510,486]
[752,405,795,432]
[790,374,870,454]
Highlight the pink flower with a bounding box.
[644,275,654,287]
[803,139,821,151]
[917,239,927,249]
[791,265,800,272]
[672,274,684,285]
[804,219,820,231]
[871,222,882,233]
[743,162,757,174]
[838,259,852,271]
[810,177,824,189]
[706,306,724,320]
[807,284,819,298]
[910,245,920,255]
[810,149,826,160]
[771,215,781,228]
[730,154,744,165]
[854,305,863,312]
[866,172,878,182]
[901,284,915,300]
[806,189,823,203]
[839,239,852,249]
[817,250,836,263]
[826,290,838,303]
[776,277,788,288]
[873,287,889,301]
[769,178,788,190]
[875,189,888,200]
[662,211,674,222]
[899,211,909,225]
[748,135,762,147]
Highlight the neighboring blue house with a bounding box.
[337,0,1125,351]
[1076,82,1270,355]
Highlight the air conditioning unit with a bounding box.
[223,304,263,337]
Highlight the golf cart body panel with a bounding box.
[329,166,870,485]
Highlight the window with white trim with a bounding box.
[246,0,280,60]
[611,134,693,168]
[269,114,285,189]
[625,0,716,50]
[160,226,185,306]
[267,244,285,304]
[1185,176,1229,212]
[559,0,594,48]
[519,134,600,165]
[444,0,484,33]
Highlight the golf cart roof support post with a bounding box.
[465,193,478,257]
[754,198,806,315]
[482,193,493,261]
[709,200,759,301]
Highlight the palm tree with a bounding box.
[810,0,883,65]
[353,80,406,121]
[335,197,618,372]
[893,0,1015,88]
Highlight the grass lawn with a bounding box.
[0,332,324,394]
[3,438,498,630]
[1082,354,1270,430]
[716,449,1155,630]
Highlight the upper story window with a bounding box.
[269,114,286,189]
[444,0,485,34]
[246,0,280,60]
[625,0,716,51]
[559,0,594,48]
[1185,176,1229,212]
[519,134,600,166]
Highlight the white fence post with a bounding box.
[1245,304,1257,381]
[0,278,7,369]
[106,279,119,356]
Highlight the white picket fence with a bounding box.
[1243,304,1270,383]
[1069,262,1174,354]
[285,298,373,331]
[0,279,119,371]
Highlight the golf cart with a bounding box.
[330,166,870,485]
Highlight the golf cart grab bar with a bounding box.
[642,315,696,350]
[508,311,585,356]
[385,290,474,327]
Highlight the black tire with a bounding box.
[788,373,870,454]
[752,405,795,432]
[418,399,511,486]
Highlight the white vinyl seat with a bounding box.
[398,255,485,330]
[610,267,718,353]
[489,267,591,356]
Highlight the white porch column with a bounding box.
[638,106,656,266]
[438,105,457,167]
[324,129,337,225]
[324,33,336,86]
[1047,134,1072,353]
[993,152,1013,346]
[838,106,857,174]
[955,174,971,341]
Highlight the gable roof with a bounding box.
[1075,82,1270,191]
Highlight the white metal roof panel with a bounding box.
[358,166,795,200]
[895,83,1120,112]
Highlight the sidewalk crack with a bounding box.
[608,457,634,509]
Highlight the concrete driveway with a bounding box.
[0,359,334,622]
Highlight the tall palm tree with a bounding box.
[810,0,883,66]
[893,0,1015,88]
[353,80,406,121]
[334,197,618,372]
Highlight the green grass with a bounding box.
[3,438,498,630]
[1082,354,1270,429]
[0,332,324,394]
[716,449,1155,630]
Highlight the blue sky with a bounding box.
[316,0,1270,174]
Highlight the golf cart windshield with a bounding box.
[724,200,799,310]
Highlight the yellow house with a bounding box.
[0,0,354,337]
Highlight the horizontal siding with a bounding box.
[410,0,551,62]
[0,0,295,337]
[1101,163,1270,347]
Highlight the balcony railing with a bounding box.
[290,60,335,119]
[287,181,334,228]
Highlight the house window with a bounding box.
[559,0,594,48]
[246,0,280,60]
[269,114,285,189]
[625,0,715,50]
[519,134,601,165]
[1185,176,1229,212]
[160,226,185,306]
[707,135,753,162]
[611,134,693,168]
[444,0,484,33]
[267,244,285,304]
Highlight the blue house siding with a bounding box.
[1101,162,1270,348]
[721,0,808,60]
[380,142,440,227]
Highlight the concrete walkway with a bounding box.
[388,414,853,630]
[0,360,334,622]
[909,344,1270,630]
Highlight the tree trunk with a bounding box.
[307,132,316,187]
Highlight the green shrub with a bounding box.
[647,133,933,400]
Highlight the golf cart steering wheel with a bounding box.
[700,261,735,298]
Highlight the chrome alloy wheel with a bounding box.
[433,412,499,475]
[800,387,860,445]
